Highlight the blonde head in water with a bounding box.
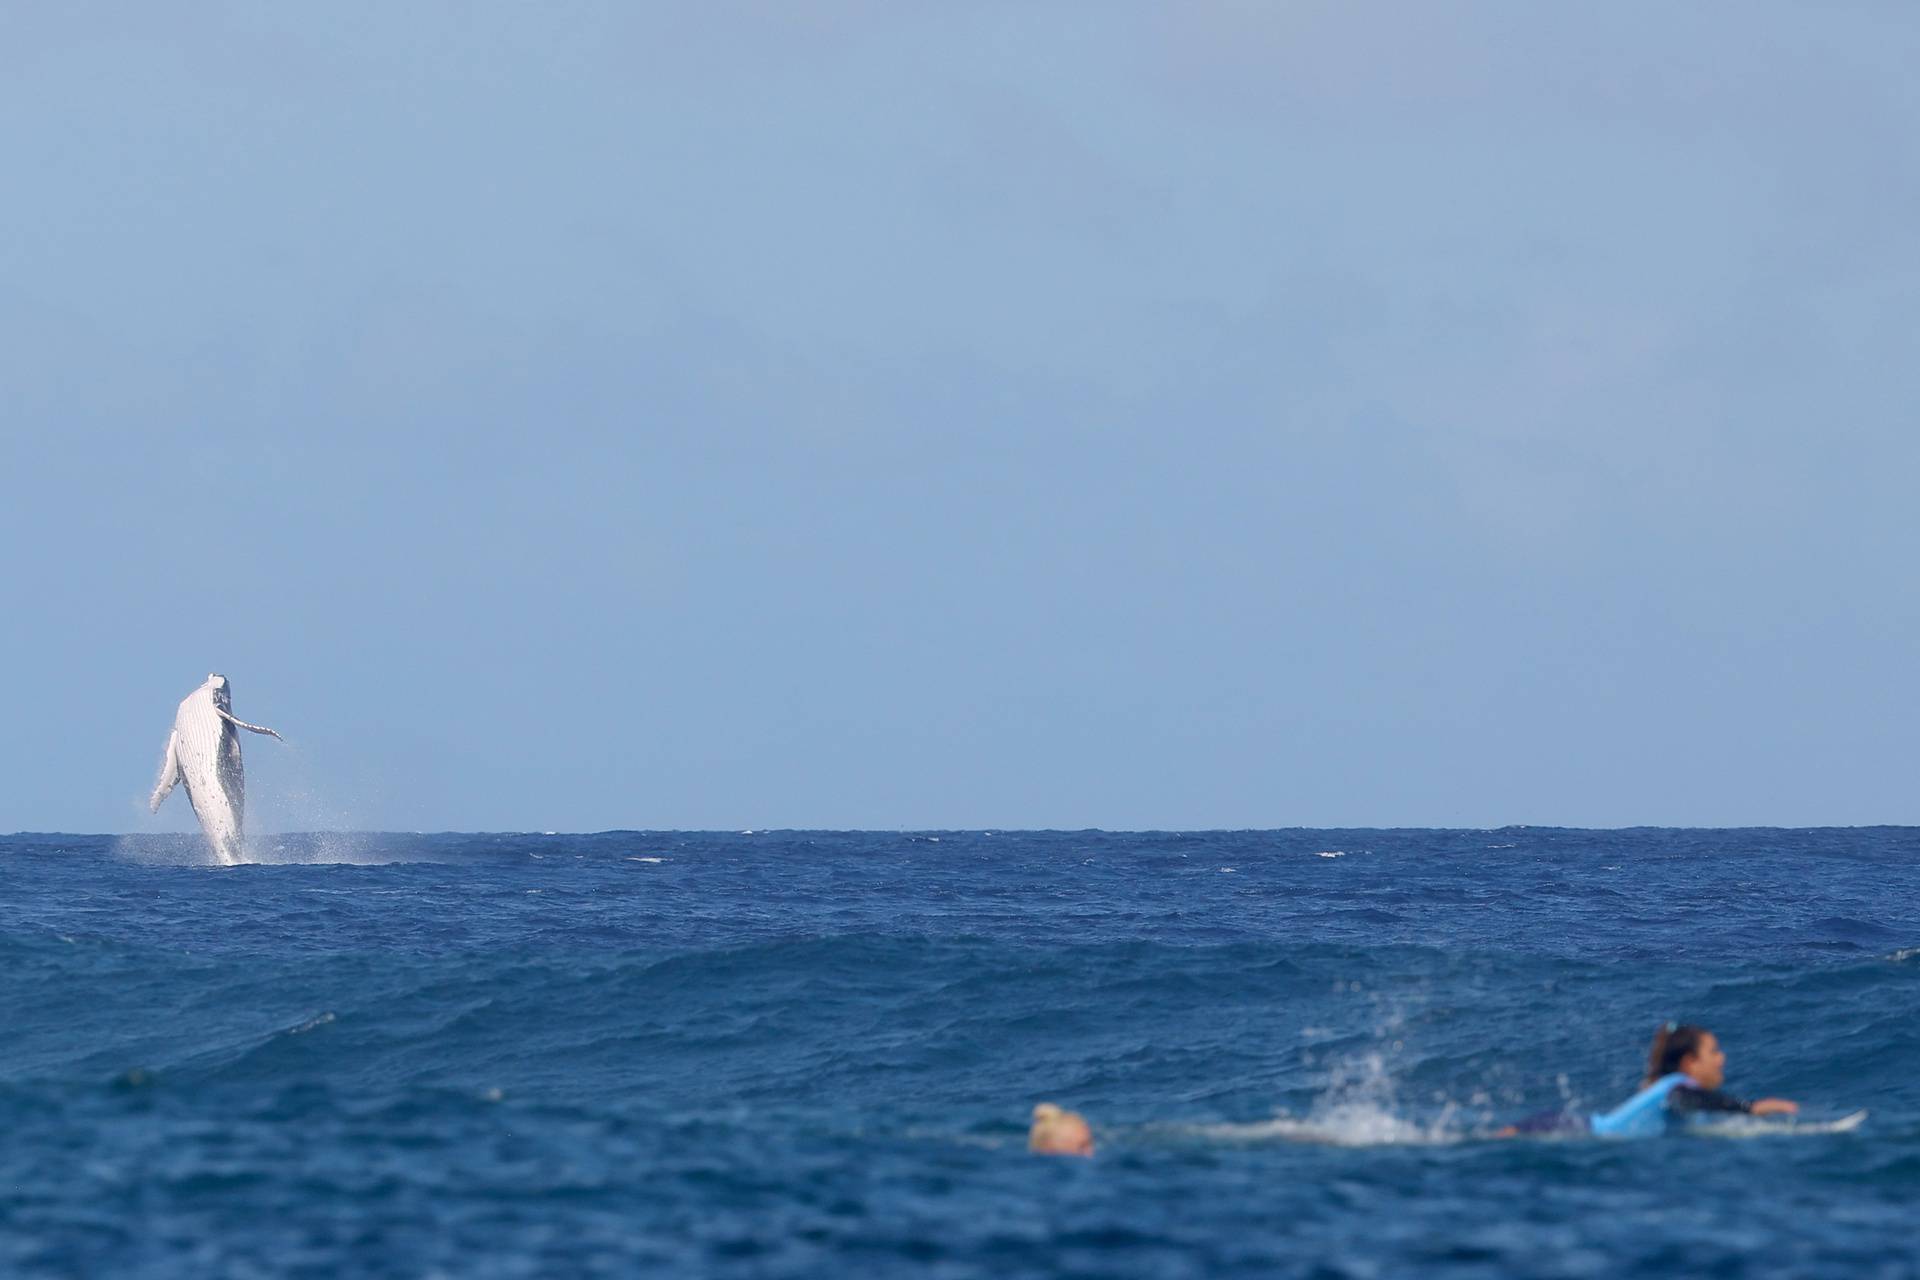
[1028,1103,1094,1156]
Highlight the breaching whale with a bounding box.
[149,673,284,864]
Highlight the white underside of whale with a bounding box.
[150,675,283,865]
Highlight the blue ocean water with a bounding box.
[1,829,1916,1277]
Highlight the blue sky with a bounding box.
[5,4,1917,831]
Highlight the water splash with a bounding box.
[248,832,390,865]
[1188,1104,1458,1147]
[1187,1048,1471,1148]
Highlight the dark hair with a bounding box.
[1645,1022,1709,1086]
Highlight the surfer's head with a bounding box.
[1028,1102,1094,1157]
[1646,1022,1724,1089]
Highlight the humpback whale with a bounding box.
[149,673,284,864]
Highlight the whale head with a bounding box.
[206,672,232,712]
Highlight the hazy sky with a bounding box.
[5,3,1917,832]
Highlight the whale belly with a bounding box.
[172,693,246,864]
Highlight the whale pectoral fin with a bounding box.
[149,731,181,812]
[216,708,285,742]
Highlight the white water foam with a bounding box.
[111,834,211,867]
[1183,1048,1473,1148]
[288,1011,336,1035]
[1188,1103,1460,1148]
[114,829,410,868]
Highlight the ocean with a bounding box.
[1,828,1915,1277]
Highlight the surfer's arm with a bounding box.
[149,732,181,811]
[1670,1087,1798,1117]
[1667,1086,1751,1114]
[217,708,285,742]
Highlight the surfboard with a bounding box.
[1692,1109,1866,1138]
[1801,1109,1868,1134]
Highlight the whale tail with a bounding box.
[149,730,182,813]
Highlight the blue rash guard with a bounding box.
[1506,1075,1758,1137]
[1589,1073,1692,1137]
[1589,1073,1756,1137]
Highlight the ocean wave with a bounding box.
[5,829,1920,1275]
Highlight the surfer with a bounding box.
[1029,1102,1095,1156]
[1500,1022,1798,1137]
